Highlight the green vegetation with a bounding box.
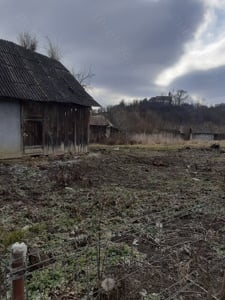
[1,144,225,298]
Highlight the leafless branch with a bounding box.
[71,67,95,88]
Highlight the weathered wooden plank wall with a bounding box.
[22,101,90,155]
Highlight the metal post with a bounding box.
[11,242,27,300]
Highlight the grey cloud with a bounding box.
[0,0,206,104]
[171,67,225,104]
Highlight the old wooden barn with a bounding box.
[0,39,99,158]
[89,115,119,143]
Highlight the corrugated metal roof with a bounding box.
[90,115,114,127]
[0,39,99,107]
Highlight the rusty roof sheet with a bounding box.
[90,115,114,127]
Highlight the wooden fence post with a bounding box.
[11,242,27,300]
[220,271,225,300]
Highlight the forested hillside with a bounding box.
[106,96,225,134]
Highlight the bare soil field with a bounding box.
[1,144,225,299]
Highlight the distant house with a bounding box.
[150,95,172,104]
[0,39,99,158]
[192,132,225,141]
[89,115,119,143]
[191,133,214,141]
[179,127,225,141]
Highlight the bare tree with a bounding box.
[71,67,95,88]
[46,37,61,61]
[17,32,38,51]
[172,89,189,105]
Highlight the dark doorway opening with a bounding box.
[24,120,43,147]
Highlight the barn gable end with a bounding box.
[0,39,99,158]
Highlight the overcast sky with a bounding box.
[1,0,225,106]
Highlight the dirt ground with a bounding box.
[1,143,225,299]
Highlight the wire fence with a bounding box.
[1,202,225,300]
